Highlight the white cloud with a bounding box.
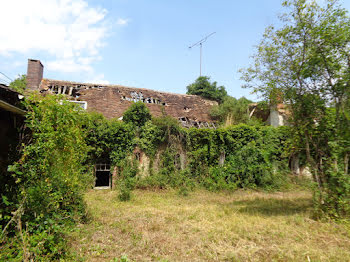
[47,59,93,73]
[116,18,130,26]
[0,0,109,74]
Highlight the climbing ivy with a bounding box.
[135,118,291,191]
[1,94,93,261]
[85,113,135,165]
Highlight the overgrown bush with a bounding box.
[314,171,350,220]
[1,95,92,261]
[88,102,291,195]
[135,123,291,192]
[203,141,288,191]
[85,113,135,164]
[122,101,151,127]
[117,159,138,201]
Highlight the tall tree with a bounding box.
[241,0,350,218]
[186,76,227,103]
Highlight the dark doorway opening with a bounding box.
[95,171,110,187]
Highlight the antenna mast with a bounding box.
[189,32,216,76]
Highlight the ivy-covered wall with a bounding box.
[86,107,291,191]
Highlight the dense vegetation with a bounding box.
[1,1,349,260]
[1,95,93,260]
[186,77,259,125]
[9,74,26,93]
[1,96,293,260]
[84,102,291,201]
[210,96,260,125]
[241,0,350,219]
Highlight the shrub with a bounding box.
[117,159,138,201]
[1,94,92,260]
[314,171,350,220]
[122,101,151,127]
[204,166,238,191]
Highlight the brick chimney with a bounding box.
[26,59,44,90]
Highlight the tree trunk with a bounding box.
[219,150,225,167]
[345,152,349,175]
[291,154,300,175]
[305,132,322,190]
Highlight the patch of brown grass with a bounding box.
[69,189,350,261]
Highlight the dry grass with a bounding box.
[69,189,350,261]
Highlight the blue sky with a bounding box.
[1,0,350,101]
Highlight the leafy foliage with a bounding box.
[85,112,135,165]
[210,96,255,125]
[9,74,26,93]
[1,94,92,260]
[186,76,227,103]
[117,159,138,201]
[0,93,293,260]
[122,101,151,127]
[135,123,291,192]
[241,0,350,218]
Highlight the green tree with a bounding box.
[186,76,227,103]
[122,101,152,127]
[210,96,254,125]
[241,0,350,218]
[9,74,26,93]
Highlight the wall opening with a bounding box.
[95,163,111,188]
[95,171,110,187]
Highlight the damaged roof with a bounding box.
[40,79,218,126]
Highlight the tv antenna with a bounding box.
[189,32,216,76]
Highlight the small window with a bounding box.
[95,163,111,188]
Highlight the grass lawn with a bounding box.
[69,189,350,261]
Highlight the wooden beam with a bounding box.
[0,99,26,115]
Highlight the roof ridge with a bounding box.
[42,78,203,98]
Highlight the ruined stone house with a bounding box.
[27,59,218,129]
[26,59,220,188]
